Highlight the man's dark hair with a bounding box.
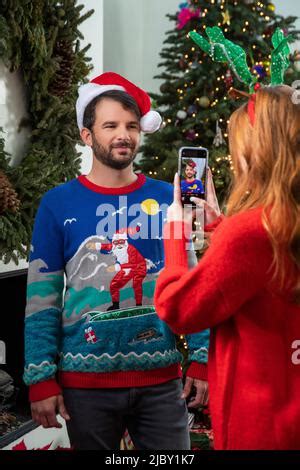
[82,90,141,130]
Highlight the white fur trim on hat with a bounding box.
[76,83,125,130]
[112,232,128,241]
[140,110,162,133]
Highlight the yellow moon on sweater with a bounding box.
[141,199,160,215]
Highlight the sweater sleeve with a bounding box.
[23,195,65,401]
[154,218,272,335]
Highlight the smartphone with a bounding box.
[178,146,208,205]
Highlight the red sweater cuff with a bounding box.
[204,214,225,233]
[186,361,208,381]
[29,379,62,402]
[163,221,190,267]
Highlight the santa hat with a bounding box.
[185,159,196,168]
[112,224,141,241]
[112,232,128,242]
[76,72,162,133]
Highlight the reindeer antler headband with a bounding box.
[189,26,293,125]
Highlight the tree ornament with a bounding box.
[177,6,201,30]
[267,3,276,12]
[213,120,226,148]
[252,64,266,79]
[198,96,210,108]
[225,69,233,89]
[177,110,187,120]
[264,26,274,38]
[187,104,198,115]
[222,9,231,26]
[0,170,20,214]
[185,129,196,141]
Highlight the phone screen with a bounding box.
[179,147,208,205]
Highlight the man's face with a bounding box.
[88,98,141,170]
[185,164,196,179]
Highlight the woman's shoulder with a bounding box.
[215,207,269,245]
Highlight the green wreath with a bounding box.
[0,0,93,263]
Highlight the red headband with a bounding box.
[247,83,261,126]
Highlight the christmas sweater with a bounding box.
[155,211,300,449]
[180,179,204,195]
[24,174,209,402]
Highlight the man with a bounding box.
[24,72,209,450]
[181,160,205,196]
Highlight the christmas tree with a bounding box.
[137,0,300,205]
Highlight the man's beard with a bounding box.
[91,134,138,170]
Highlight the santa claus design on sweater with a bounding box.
[86,225,147,311]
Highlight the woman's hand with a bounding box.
[167,173,184,223]
[190,168,221,226]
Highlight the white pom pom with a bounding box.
[140,111,162,133]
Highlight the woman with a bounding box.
[154,85,300,450]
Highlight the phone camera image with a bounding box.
[179,147,208,205]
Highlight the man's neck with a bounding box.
[87,160,137,188]
[186,177,195,182]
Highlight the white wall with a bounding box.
[274,0,300,51]
[77,0,103,175]
[0,0,103,273]
[103,0,178,94]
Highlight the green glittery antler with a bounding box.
[189,26,257,93]
[271,28,293,86]
[190,26,293,93]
